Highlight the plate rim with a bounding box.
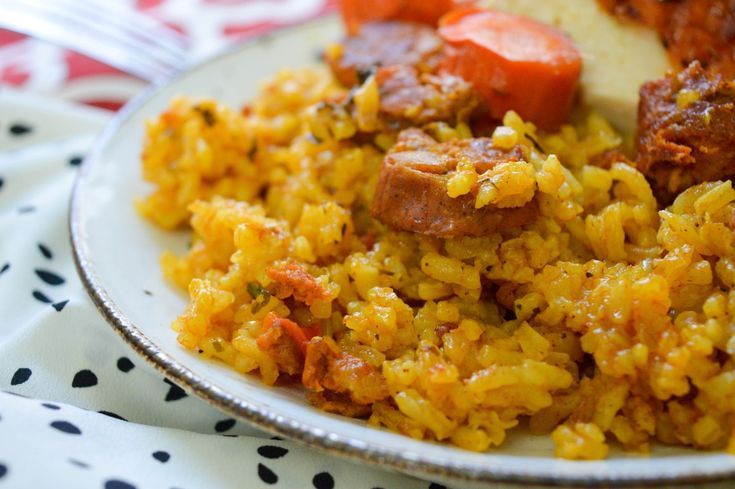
[69,14,735,488]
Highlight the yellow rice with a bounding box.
[138,66,735,459]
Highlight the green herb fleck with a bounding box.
[247,282,271,314]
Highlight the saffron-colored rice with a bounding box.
[138,66,735,459]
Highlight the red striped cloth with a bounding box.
[0,0,337,110]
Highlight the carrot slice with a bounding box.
[339,0,458,34]
[438,8,582,130]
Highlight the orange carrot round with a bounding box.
[438,8,582,130]
[339,0,458,34]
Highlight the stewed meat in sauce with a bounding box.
[636,61,735,201]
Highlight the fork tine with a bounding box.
[0,6,175,81]
[11,0,187,68]
[2,0,185,71]
[0,0,188,81]
[55,0,189,57]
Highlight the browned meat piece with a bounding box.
[266,262,329,306]
[636,61,735,201]
[256,323,304,376]
[371,129,538,238]
[588,148,635,170]
[599,0,735,78]
[326,21,444,87]
[303,337,389,406]
[306,391,372,417]
[376,65,478,126]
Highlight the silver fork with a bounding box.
[0,0,190,82]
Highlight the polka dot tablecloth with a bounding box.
[0,2,442,488]
[0,90,438,488]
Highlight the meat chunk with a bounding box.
[599,0,735,78]
[266,262,329,306]
[371,129,538,238]
[306,391,372,417]
[636,61,735,201]
[256,313,321,377]
[302,337,389,408]
[326,21,444,87]
[256,322,304,376]
[376,65,478,126]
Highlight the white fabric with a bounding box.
[0,90,435,489]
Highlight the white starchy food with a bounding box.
[484,0,672,133]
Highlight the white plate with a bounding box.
[70,14,735,488]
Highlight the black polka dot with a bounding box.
[72,369,98,388]
[41,402,60,410]
[257,445,288,459]
[152,450,170,463]
[52,300,69,312]
[0,463,6,478]
[68,458,89,469]
[68,155,84,167]
[35,269,65,286]
[312,472,334,489]
[50,420,81,435]
[428,484,447,489]
[0,177,3,190]
[214,418,236,433]
[99,411,127,422]
[104,480,136,489]
[9,123,32,136]
[117,357,135,373]
[38,243,53,259]
[10,368,31,385]
[163,379,187,401]
[143,289,153,296]
[32,290,52,304]
[257,463,278,484]
[0,263,9,275]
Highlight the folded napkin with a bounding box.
[0,89,434,489]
